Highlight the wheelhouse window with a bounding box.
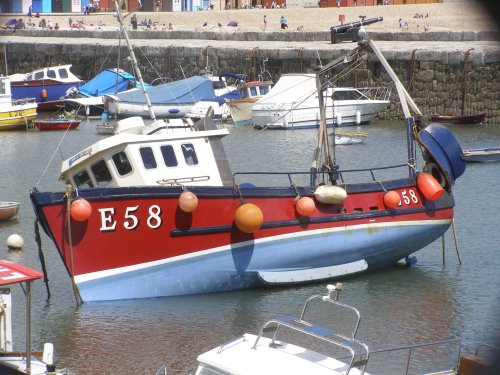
[73,170,94,188]
[58,68,69,79]
[239,88,249,99]
[260,85,270,96]
[47,69,56,79]
[181,143,198,165]
[249,86,258,96]
[112,151,133,176]
[34,71,44,80]
[140,147,157,169]
[161,145,178,167]
[91,160,112,186]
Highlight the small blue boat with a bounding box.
[9,65,83,111]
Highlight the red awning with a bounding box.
[0,259,43,286]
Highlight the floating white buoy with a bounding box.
[7,234,24,251]
[356,110,361,125]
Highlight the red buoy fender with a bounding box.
[70,199,92,221]
[295,196,316,216]
[383,191,401,209]
[234,203,263,233]
[417,173,444,201]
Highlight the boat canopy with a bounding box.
[113,76,216,104]
[78,69,144,97]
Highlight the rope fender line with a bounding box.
[34,219,51,301]
[65,184,83,306]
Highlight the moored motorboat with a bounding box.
[462,147,500,162]
[29,6,466,303]
[0,259,73,374]
[189,284,465,375]
[226,80,273,126]
[430,112,487,125]
[0,76,37,131]
[252,74,390,130]
[33,118,81,131]
[0,202,20,221]
[9,65,83,112]
[64,68,149,118]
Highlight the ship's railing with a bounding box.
[251,284,370,375]
[233,162,409,187]
[343,338,462,375]
[358,86,392,101]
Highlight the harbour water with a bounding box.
[1,117,499,374]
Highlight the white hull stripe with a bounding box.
[74,218,451,284]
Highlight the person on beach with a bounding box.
[156,0,161,12]
[280,15,288,30]
[131,14,138,30]
[263,15,267,28]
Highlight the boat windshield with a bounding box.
[333,90,365,100]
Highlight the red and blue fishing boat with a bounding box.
[29,4,467,303]
[9,65,83,112]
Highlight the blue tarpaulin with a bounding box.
[78,69,141,97]
[116,76,216,104]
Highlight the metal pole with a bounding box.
[112,0,156,120]
[451,219,462,265]
[26,281,32,375]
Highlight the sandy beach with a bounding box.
[1,3,497,34]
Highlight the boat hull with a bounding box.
[106,97,193,119]
[227,98,260,126]
[252,100,389,129]
[0,103,37,131]
[33,119,81,131]
[10,80,82,111]
[64,97,105,118]
[31,182,455,302]
[0,202,20,221]
[462,148,500,162]
[431,112,487,125]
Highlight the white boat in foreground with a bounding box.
[252,73,390,130]
[0,202,20,221]
[0,259,72,374]
[173,284,466,375]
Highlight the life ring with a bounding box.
[425,162,446,188]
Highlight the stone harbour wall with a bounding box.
[1,37,498,122]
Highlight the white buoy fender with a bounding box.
[356,110,361,125]
[314,185,347,204]
[7,234,24,250]
[336,112,342,126]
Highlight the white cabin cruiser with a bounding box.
[252,74,390,129]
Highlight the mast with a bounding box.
[112,0,156,120]
[368,39,420,178]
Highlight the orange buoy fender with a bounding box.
[383,191,401,209]
[178,191,198,213]
[70,199,92,221]
[41,89,47,100]
[417,172,444,201]
[295,196,316,216]
[234,203,263,234]
[314,185,347,204]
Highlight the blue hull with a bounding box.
[11,82,82,103]
[76,220,450,301]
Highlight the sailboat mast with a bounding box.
[112,0,156,120]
